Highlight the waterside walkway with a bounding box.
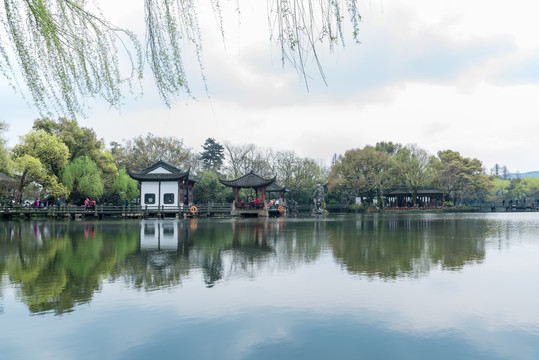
[0,203,232,220]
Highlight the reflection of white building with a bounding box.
[128,160,200,209]
[140,220,179,250]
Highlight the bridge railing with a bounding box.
[191,203,232,214]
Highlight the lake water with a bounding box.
[1,213,539,359]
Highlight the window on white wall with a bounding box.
[145,194,156,204]
[164,193,175,204]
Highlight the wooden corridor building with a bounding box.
[385,189,444,208]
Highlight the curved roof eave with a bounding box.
[219,171,276,188]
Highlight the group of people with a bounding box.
[238,197,262,209]
[236,197,286,210]
[84,198,97,209]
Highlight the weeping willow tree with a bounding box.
[0,0,361,117]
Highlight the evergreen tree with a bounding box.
[200,138,224,172]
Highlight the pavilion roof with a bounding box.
[266,182,286,193]
[219,171,276,189]
[127,160,189,181]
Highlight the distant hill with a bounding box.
[506,171,539,179]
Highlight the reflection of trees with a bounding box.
[0,215,497,315]
[116,219,278,290]
[328,214,488,279]
[186,219,275,287]
[0,217,331,315]
[1,222,139,315]
[1,220,301,313]
[7,214,497,314]
[271,218,323,266]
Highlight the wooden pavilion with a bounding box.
[127,160,200,211]
[266,182,288,215]
[385,189,444,208]
[219,171,276,217]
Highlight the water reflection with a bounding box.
[328,214,488,279]
[0,214,526,315]
[0,221,139,315]
[2,214,539,359]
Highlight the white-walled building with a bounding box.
[127,160,200,209]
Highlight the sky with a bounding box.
[2,0,539,173]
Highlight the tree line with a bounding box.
[0,118,535,208]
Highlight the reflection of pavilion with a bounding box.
[137,219,278,287]
[136,220,194,288]
[232,219,271,246]
[139,219,280,252]
[141,220,176,250]
[140,219,194,251]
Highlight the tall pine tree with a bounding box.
[200,138,224,172]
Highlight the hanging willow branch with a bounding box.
[144,0,207,106]
[0,0,361,117]
[0,0,143,118]
[267,0,361,88]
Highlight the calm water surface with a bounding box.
[1,213,539,359]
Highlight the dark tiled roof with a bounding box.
[219,171,276,188]
[266,182,286,192]
[127,172,188,181]
[387,189,444,195]
[189,174,202,183]
[127,160,189,181]
[138,160,186,175]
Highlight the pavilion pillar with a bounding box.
[179,183,184,205]
[261,224,266,245]
[234,188,238,204]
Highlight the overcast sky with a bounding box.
[2,0,539,173]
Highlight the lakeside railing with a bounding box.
[2,201,535,219]
[0,203,233,219]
